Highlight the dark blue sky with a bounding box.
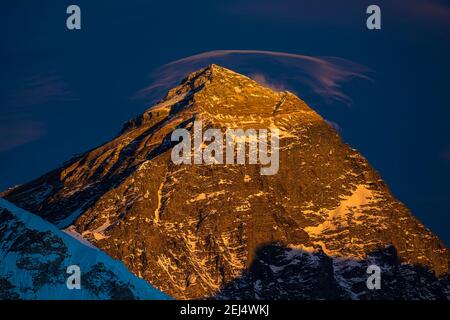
[1,0,449,244]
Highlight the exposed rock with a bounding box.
[0,200,169,300]
[2,65,449,299]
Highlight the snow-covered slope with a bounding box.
[2,65,450,299]
[0,198,170,300]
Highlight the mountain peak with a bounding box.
[172,64,285,98]
[206,63,232,73]
[173,63,259,95]
[120,65,320,134]
[2,64,449,300]
[200,63,244,77]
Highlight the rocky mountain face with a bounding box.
[2,64,449,299]
[0,199,169,300]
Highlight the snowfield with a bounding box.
[0,198,170,300]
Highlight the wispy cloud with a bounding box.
[224,0,450,26]
[248,73,286,91]
[0,71,75,151]
[133,49,371,107]
[6,72,76,108]
[325,119,342,132]
[0,114,45,152]
[394,0,450,21]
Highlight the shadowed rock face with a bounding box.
[2,64,449,299]
[0,202,169,300]
[213,244,450,300]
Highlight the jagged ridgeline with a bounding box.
[2,65,449,299]
[0,199,169,300]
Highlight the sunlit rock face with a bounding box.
[2,65,449,299]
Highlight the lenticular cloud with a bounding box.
[134,50,371,107]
